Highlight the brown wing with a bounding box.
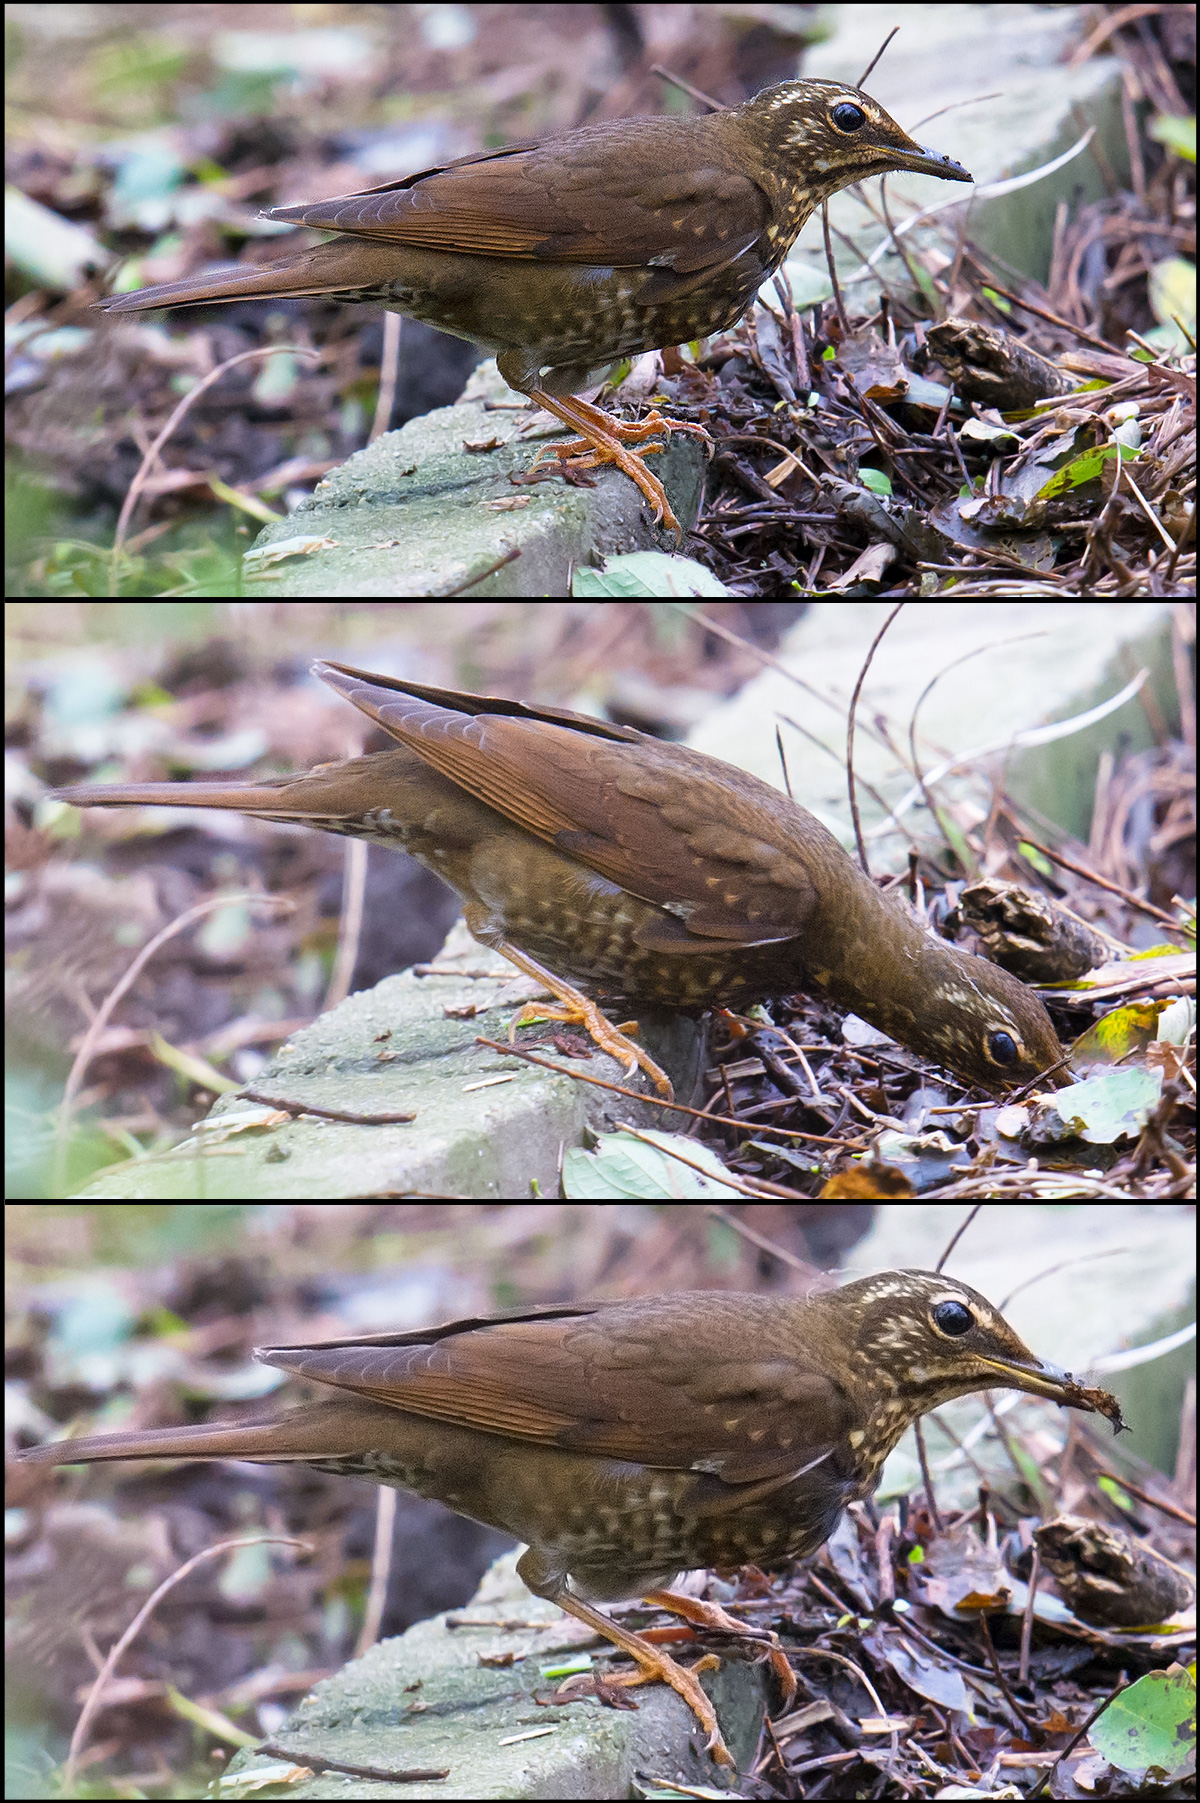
[258,1292,849,1485]
[315,662,826,952]
[266,115,769,278]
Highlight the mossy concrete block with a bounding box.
[242,361,707,598]
[70,928,702,1200]
[223,1550,768,1798]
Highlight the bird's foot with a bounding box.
[499,941,674,1098]
[547,1583,733,1764]
[597,1647,731,1764]
[643,1588,798,1706]
[518,389,710,535]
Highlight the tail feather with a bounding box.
[14,1398,404,1466]
[94,236,419,314]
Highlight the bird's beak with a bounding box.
[974,1354,1127,1431]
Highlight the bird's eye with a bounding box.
[831,103,867,133]
[988,1030,1019,1066]
[933,1300,974,1336]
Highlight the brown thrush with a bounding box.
[51,660,1067,1100]
[14,1271,1125,1767]
[92,79,973,533]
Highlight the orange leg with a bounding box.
[498,941,674,1099]
[551,1586,733,1766]
[519,388,710,535]
[643,1588,798,1707]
